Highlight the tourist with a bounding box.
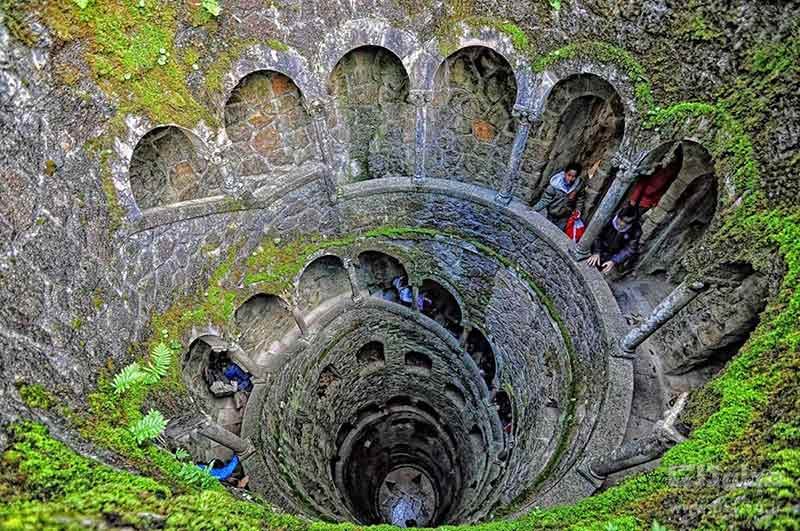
[587,205,642,274]
[628,144,682,215]
[533,162,585,230]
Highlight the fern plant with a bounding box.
[177,461,218,489]
[175,448,191,461]
[143,342,172,384]
[112,362,147,395]
[129,409,167,445]
[202,0,221,17]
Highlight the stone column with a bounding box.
[459,324,472,349]
[199,418,256,459]
[409,89,433,184]
[412,286,420,313]
[574,150,646,260]
[214,146,250,201]
[292,307,309,337]
[343,257,363,302]
[495,104,541,205]
[621,281,707,355]
[585,393,687,479]
[305,97,338,203]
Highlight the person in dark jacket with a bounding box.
[587,205,642,274]
[533,162,585,230]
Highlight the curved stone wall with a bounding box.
[109,176,623,524]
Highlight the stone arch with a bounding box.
[317,364,341,398]
[328,45,413,183]
[627,140,718,280]
[234,293,298,354]
[224,70,318,190]
[405,351,433,374]
[297,255,352,313]
[427,46,518,190]
[181,335,251,459]
[466,328,496,389]
[526,73,625,210]
[423,27,533,100]
[317,18,420,87]
[357,250,409,299]
[128,126,221,210]
[356,341,386,366]
[494,390,513,430]
[419,278,464,337]
[223,44,323,102]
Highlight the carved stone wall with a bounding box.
[329,46,413,183]
[428,46,517,190]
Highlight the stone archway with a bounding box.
[129,126,221,210]
[224,70,317,191]
[329,46,413,183]
[428,46,518,190]
[527,73,624,211]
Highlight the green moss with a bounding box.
[17,383,56,410]
[0,0,39,46]
[204,39,257,95]
[39,1,214,128]
[96,149,125,233]
[532,41,655,112]
[267,38,290,52]
[673,13,723,41]
[0,422,304,530]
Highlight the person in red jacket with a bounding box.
[628,144,683,213]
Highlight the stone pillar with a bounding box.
[198,419,256,459]
[409,89,432,184]
[343,257,363,302]
[227,344,263,378]
[495,104,541,205]
[586,393,688,479]
[459,324,472,349]
[412,286,420,313]
[621,281,707,355]
[214,146,250,201]
[305,97,338,203]
[292,307,309,337]
[574,150,646,260]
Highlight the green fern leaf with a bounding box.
[129,409,167,445]
[201,0,221,17]
[143,342,172,384]
[112,362,146,394]
[177,461,218,489]
[175,448,191,461]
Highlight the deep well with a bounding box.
[0,1,798,530]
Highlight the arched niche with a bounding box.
[526,73,625,211]
[628,141,717,280]
[466,328,496,389]
[328,46,413,183]
[404,351,433,374]
[357,250,409,299]
[182,336,251,445]
[129,126,221,210]
[297,255,352,313]
[224,71,317,185]
[356,341,386,366]
[419,279,463,337]
[234,293,298,354]
[428,46,517,190]
[494,390,513,431]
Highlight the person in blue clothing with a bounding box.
[587,205,642,274]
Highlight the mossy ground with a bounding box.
[2,4,799,531]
